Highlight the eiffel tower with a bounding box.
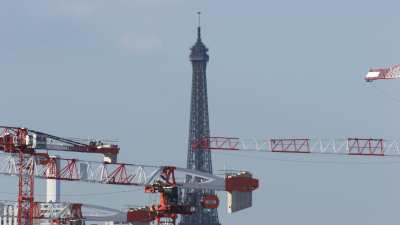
[179,13,220,225]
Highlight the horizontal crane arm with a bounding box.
[192,136,400,156]
[0,126,119,162]
[365,64,400,82]
[0,152,258,192]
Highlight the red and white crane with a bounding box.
[0,200,129,224]
[0,126,121,225]
[191,65,400,156]
[0,126,259,225]
[365,64,400,82]
[190,136,400,157]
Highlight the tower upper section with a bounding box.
[190,27,209,62]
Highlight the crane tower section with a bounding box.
[180,24,220,225]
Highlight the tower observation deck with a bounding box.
[179,20,220,225]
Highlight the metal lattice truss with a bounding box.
[0,126,120,163]
[0,200,127,222]
[0,153,225,190]
[365,64,400,82]
[192,137,400,156]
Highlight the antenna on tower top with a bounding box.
[197,11,201,27]
[196,11,202,40]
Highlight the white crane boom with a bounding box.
[192,137,400,156]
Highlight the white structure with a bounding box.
[0,202,17,225]
[46,156,60,203]
[0,201,131,225]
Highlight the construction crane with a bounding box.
[365,64,400,82]
[0,126,120,225]
[0,126,119,225]
[0,200,143,224]
[0,126,120,162]
[0,153,258,225]
[189,64,400,155]
[0,126,259,225]
[189,136,400,156]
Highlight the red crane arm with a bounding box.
[0,152,258,192]
[0,152,259,225]
[0,126,119,162]
[365,64,400,82]
[192,136,398,156]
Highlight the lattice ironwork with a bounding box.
[179,25,220,225]
[193,137,400,157]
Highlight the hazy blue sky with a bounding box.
[2,0,400,224]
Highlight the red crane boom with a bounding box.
[191,137,396,156]
[0,126,119,162]
[365,64,400,82]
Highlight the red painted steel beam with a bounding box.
[106,164,133,185]
[347,138,384,156]
[57,159,79,180]
[270,138,310,153]
[0,127,119,155]
[192,137,240,151]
